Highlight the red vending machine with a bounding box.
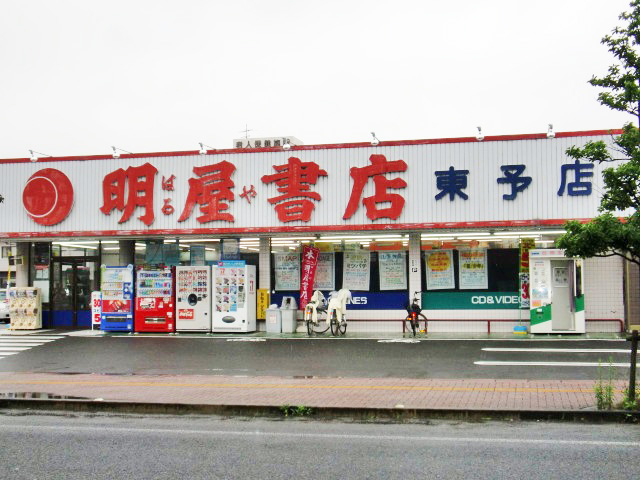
[134,267,175,333]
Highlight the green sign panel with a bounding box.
[423,291,521,310]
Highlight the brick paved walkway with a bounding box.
[0,372,627,411]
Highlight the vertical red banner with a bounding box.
[299,245,320,309]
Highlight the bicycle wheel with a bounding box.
[404,315,416,337]
[338,320,347,335]
[330,312,339,336]
[306,319,314,336]
[418,313,428,335]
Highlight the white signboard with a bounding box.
[378,251,407,290]
[274,253,300,291]
[425,250,455,290]
[343,251,370,291]
[458,249,488,289]
[313,253,335,290]
[0,132,616,238]
[91,291,101,327]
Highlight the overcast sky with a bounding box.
[0,0,634,159]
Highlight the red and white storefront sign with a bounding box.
[0,130,621,238]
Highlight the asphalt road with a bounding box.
[0,334,633,380]
[0,411,637,479]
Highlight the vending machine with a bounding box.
[212,261,256,333]
[100,265,134,332]
[529,249,585,334]
[176,266,212,332]
[8,287,42,330]
[134,267,175,333]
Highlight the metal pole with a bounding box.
[630,330,638,402]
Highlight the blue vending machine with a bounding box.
[100,264,134,332]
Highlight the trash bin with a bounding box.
[265,308,282,333]
[280,309,297,333]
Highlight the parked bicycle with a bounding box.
[327,289,351,336]
[304,290,329,335]
[304,289,351,336]
[405,291,428,337]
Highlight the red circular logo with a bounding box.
[22,169,74,226]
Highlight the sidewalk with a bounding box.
[0,371,627,414]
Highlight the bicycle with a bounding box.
[304,291,329,336]
[405,291,428,337]
[327,289,350,337]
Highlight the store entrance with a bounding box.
[50,257,99,328]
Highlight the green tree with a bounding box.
[557,0,640,268]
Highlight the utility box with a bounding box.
[281,309,297,333]
[265,308,282,333]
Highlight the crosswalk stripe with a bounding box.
[482,348,630,353]
[0,336,64,361]
[475,361,639,367]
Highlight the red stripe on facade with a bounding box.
[0,218,591,239]
[0,129,622,165]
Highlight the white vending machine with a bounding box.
[8,287,42,330]
[176,266,212,332]
[212,261,256,333]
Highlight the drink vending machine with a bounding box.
[134,267,175,333]
[212,261,256,333]
[176,266,211,332]
[100,265,134,332]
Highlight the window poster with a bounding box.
[342,251,370,291]
[458,248,488,289]
[425,250,455,290]
[378,251,407,290]
[313,252,335,290]
[274,253,300,291]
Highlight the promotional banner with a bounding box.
[458,249,488,289]
[313,252,335,290]
[299,245,320,308]
[520,238,536,272]
[378,251,407,290]
[274,253,300,291]
[519,272,530,309]
[425,250,455,290]
[343,251,370,290]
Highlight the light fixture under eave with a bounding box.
[29,149,52,162]
[371,132,380,146]
[547,124,555,139]
[111,146,133,158]
[282,139,291,150]
[476,127,484,142]
[199,142,214,155]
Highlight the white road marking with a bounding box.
[475,361,639,367]
[0,424,637,447]
[482,348,629,353]
[226,338,266,342]
[0,336,64,361]
[378,339,421,343]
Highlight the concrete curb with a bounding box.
[1,398,638,424]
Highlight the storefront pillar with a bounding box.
[119,240,135,265]
[14,242,29,287]
[259,237,271,290]
[408,233,421,299]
